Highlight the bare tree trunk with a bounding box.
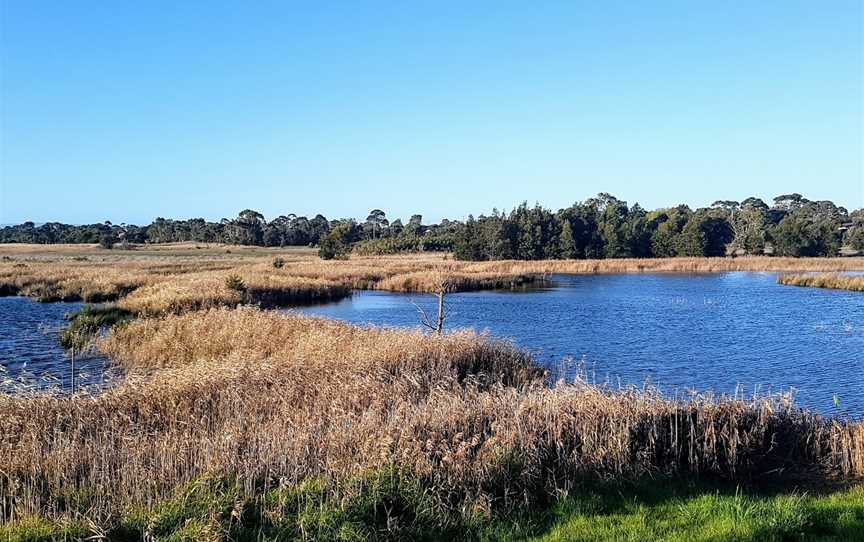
[434,289,445,334]
[413,279,450,334]
[70,347,75,394]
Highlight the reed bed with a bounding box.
[2,308,861,527]
[778,273,864,292]
[375,270,544,293]
[118,269,352,316]
[0,262,150,302]
[465,256,864,275]
[4,247,864,312]
[0,258,238,302]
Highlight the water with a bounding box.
[1,273,862,415]
[0,297,114,393]
[296,273,864,416]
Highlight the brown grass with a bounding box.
[464,256,864,275]
[4,245,863,314]
[118,268,352,316]
[375,270,544,293]
[778,273,864,292]
[2,307,861,524]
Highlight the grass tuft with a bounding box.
[778,273,864,292]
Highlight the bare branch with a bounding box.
[410,299,437,331]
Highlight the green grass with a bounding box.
[2,476,861,541]
[59,304,134,350]
[530,483,864,542]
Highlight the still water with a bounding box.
[297,273,864,416]
[1,273,861,414]
[0,297,114,393]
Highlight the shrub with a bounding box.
[319,224,355,260]
[60,305,133,351]
[224,274,246,292]
[98,234,116,249]
[272,257,285,269]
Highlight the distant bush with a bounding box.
[319,224,354,260]
[98,234,116,249]
[352,234,455,256]
[224,274,246,292]
[272,257,285,268]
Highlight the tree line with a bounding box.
[454,193,862,260]
[2,193,862,259]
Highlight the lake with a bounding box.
[296,273,864,416]
[0,297,115,393]
[1,272,862,415]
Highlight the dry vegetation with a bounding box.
[3,244,864,316]
[2,244,864,535]
[778,272,864,292]
[1,307,862,527]
[464,255,864,275]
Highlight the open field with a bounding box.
[779,272,864,292]
[1,307,862,539]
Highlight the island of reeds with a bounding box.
[778,272,864,292]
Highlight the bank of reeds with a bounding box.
[0,262,150,302]
[375,270,544,293]
[2,308,861,527]
[4,250,864,310]
[465,256,864,275]
[0,258,236,303]
[778,273,864,292]
[117,270,352,316]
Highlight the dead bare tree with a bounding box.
[412,277,452,334]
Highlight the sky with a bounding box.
[1,1,862,225]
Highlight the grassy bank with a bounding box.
[778,273,864,292]
[2,308,862,538]
[1,474,861,541]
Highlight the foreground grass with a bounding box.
[2,308,862,533]
[2,476,861,541]
[779,273,864,292]
[533,483,864,542]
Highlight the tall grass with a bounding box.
[778,273,864,292]
[375,271,544,293]
[2,307,861,528]
[464,256,864,275]
[4,252,864,312]
[118,269,352,316]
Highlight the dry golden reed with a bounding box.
[463,256,864,275]
[2,307,861,524]
[374,270,543,292]
[778,273,864,292]
[5,244,863,314]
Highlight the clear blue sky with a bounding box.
[1,1,862,225]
